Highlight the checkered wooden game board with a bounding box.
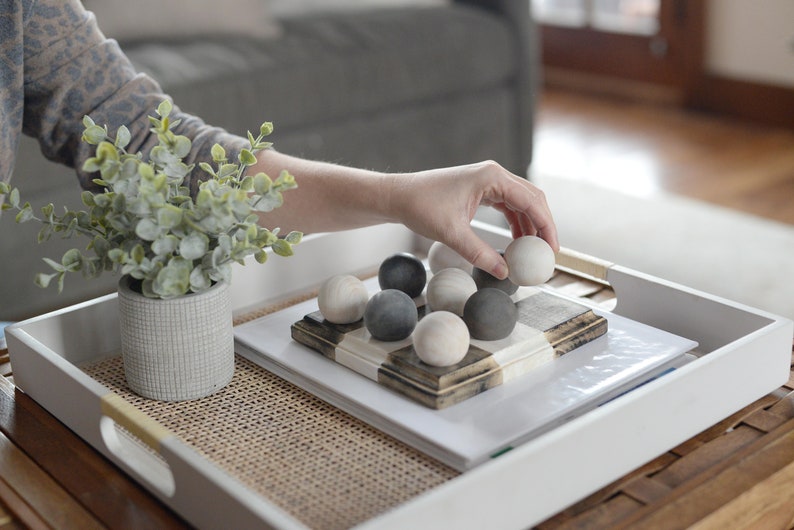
[291,288,608,409]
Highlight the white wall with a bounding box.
[706,0,794,87]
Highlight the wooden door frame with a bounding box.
[538,0,705,104]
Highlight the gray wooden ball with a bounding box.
[471,251,518,295]
[364,289,418,341]
[378,252,427,298]
[463,288,518,341]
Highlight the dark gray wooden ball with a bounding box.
[471,250,518,295]
[364,289,418,341]
[378,252,427,298]
[463,288,518,341]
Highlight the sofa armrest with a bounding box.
[454,0,540,174]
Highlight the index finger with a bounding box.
[495,178,559,252]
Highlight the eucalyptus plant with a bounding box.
[0,100,301,299]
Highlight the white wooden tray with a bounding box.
[6,222,793,529]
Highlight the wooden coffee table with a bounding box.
[2,272,794,529]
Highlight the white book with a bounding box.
[234,280,697,471]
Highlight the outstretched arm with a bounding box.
[251,150,559,280]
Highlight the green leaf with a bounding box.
[218,163,237,179]
[272,239,293,257]
[179,232,209,261]
[42,257,65,272]
[189,266,211,292]
[15,203,34,224]
[93,194,111,208]
[153,258,191,298]
[199,162,216,177]
[0,181,10,194]
[211,143,226,163]
[82,124,107,145]
[252,173,272,194]
[157,99,173,118]
[208,262,232,284]
[37,224,52,243]
[173,135,191,158]
[61,248,82,271]
[238,148,257,167]
[115,125,131,149]
[82,115,96,128]
[81,191,96,207]
[284,231,303,245]
[9,188,19,208]
[96,141,120,162]
[131,244,146,264]
[152,235,178,256]
[138,162,155,180]
[274,169,297,189]
[156,204,183,229]
[135,218,161,241]
[107,248,126,263]
[35,272,55,288]
[254,250,268,264]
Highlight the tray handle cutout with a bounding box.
[556,247,613,283]
[100,393,176,497]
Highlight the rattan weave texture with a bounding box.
[85,353,458,529]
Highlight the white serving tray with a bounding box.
[6,222,793,530]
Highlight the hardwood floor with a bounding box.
[532,89,794,226]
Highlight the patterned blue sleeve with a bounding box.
[21,0,247,192]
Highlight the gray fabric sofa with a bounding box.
[1,0,539,320]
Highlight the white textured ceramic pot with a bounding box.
[117,275,234,401]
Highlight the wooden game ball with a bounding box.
[504,235,556,286]
[364,289,418,342]
[317,275,369,324]
[412,311,470,367]
[427,240,473,275]
[378,252,427,298]
[471,250,518,295]
[426,267,477,316]
[463,288,518,341]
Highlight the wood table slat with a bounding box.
[0,430,103,530]
[625,423,794,529]
[0,371,190,529]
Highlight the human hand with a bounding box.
[387,160,559,279]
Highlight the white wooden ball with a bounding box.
[428,241,473,274]
[412,311,470,367]
[504,235,556,286]
[426,268,477,316]
[317,275,369,324]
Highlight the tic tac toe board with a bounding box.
[291,288,608,409]
[234,275,698,470]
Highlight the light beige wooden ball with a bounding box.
[426,268,477,316]
[504,235,555,286]
[428,240,473,274]
[317,275,369,324]
[412,311,470,367]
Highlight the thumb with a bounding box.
[450,228,508,280]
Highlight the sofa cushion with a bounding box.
[83,0,282,42]
[269,0,449,18]
[123,5,514,135]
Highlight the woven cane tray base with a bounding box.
[83,353,458,529]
